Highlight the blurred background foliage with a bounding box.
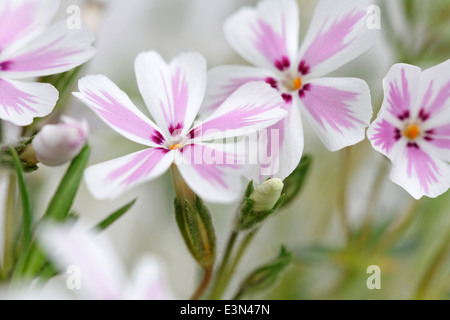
[9,0,450,299]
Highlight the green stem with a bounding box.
[358,159,390,248]
[208,230,239,300]
[413,227,450,300]
[337,148,352,245]
[225,230,258,289]
[373,199,422,255]
[10,147,32,251]
[2,174,16,279]
[190,266,213,300]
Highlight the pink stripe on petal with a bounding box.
[252,19,289,71]
[430,138,450,150]
[84,89,163,145]
[5,36,82,72]
[370,119,400,155]
[301,84,361,132]
[405,146,439,194]
[108,148,169,186]
[207,76,268,113]
[433,124,450,136]
[0,1,36,51]
[421,80,450,116]
[0,79,37,116]
[171,68,189,127]
[180,144,238,189]
[157,68,189,132]
[301,10,365,72]
[387,68,412,119]
[198,103,274,134]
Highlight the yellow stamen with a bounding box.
[293,77,302,90]
[170,144,183,150]
[403,124,421,140]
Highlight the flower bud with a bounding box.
[249,178,283,212]
[33,117,89,166]
[171,165,216,270]
[237,179,285,231]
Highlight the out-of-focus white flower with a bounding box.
[249,178,283,212]
[34,221,175,300]
[33,116,89,166]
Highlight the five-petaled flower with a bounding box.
[203,0,376,179]
[0,0,95,126]
[74,51,286,202]
[368,61,450,199]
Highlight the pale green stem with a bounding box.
[358,159,390,248]
[337,148,352,245]
[225,230,258,291]
[374,199,422,255]
[2,174,16,278]
[190,266,213,300]
[208,230,239,300]
[413,227,450,300]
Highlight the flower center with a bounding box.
[170,143,183,150]
[293,77,302,90]
[403,124,421,140]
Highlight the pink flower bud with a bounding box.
[33,117,89,166]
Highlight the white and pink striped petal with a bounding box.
[74,75,165,148]
[298,0,375,78]
[382,63,422,121]
[367,110,401,159]
[0,78,58,126]
[202,65,276,117]
[0,0,57,57]
[84,148,174,200]
[224,0,299,72]
[298,77,372,151]
[135,51,206,137]
[255,100,304,181]
[193,81,286,141]
[1,21,95,79]
[417,59,450,129]
[175,143,244,203]
[389,143,450,199]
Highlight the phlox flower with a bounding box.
[368,60,450,199]
[74,51,286,202]
[204,0,376,179]
[0,0,95,125]
[36,221,174,300]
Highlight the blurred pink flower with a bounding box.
[0,0,95,126]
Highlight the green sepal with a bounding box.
[234,246,293,299]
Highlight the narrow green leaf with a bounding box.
[94,199,137,231]
[42,145,90,222]
[19,145,90,278]
[10,147,32,251]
